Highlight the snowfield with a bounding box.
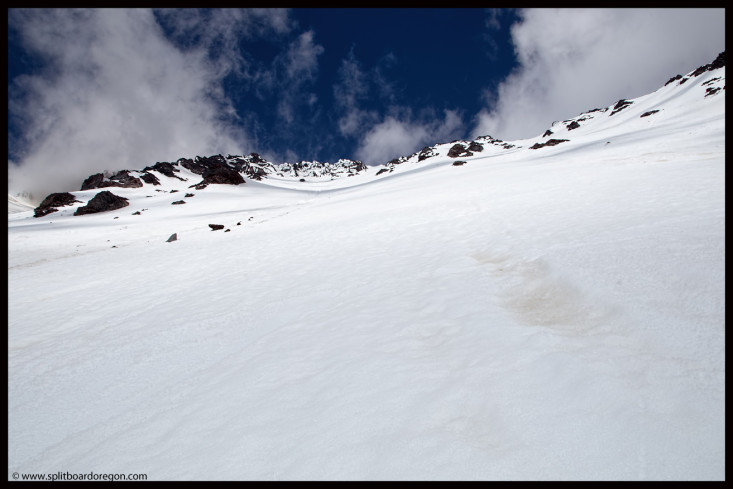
[8,65,725,480]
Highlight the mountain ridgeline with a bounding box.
[29,51,724,218]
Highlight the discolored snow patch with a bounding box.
[472,250,615,335]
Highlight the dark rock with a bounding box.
[452,160,467,166]
[237,222,242,226]
[376,168,390,176]
[105,170,142,188]
[225,229,231,232]
[181,154,230,176]
[690,51,725,78]
[566,121,581,130]
[640,110,660,118]
[33,192,81,218]
[709,51,725,70]
[81,173,105,191]
[418,146,437,161]
[143,161,181,179]
[448,143,472,158]
[247,152,267,164]
[74,191,129,216]
[609,99,633,116]
[702,77,722,86]
[171,200,186,205]
[678,77,689,85]
[193,165,245,189]
[705,87,721,97]
[542,129,553,138]
[300,178,306,182]
[209,224,225,231]
[529,139,569,150]
[243,165,268,180]
[665,74,682,86]
[176,157,199,174]
[170,189,178,193]
[140,172,160,186]
[467,141,484,152]
[185,193,194,198]
[132,211,141,215]
[166,233,177,242]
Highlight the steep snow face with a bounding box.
[8,59,725,481]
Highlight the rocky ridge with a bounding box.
[28,51,724,218]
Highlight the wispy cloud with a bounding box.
[275,30,325,124]
[333,49,379,137]
[472,8,726,141]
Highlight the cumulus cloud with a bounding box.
[472,8,726,141]
[355,109,463,165]
[7,8,294,198]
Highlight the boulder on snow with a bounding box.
[452,160,467,166]
[140,172,161,186]
[542,129,553,138]
[81,173,105,191]
[447,143,472,158]
[80,170,142,190]
[74,191,129,216]
[171,200,186,205]
[467,141,484,153]
[566,121,581,130]
[209,224,225,231]
[609,99,633,116]
[33,192,82,218]
[529,139,569,150]
[166,233,177,242]
[106,170,142,188]
[640,110,660,118]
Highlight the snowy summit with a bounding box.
[8,50,725,481]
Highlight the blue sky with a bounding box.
[7,8,725,196]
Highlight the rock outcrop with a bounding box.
[609,99,633,116]
[529,139,569,150]
[192,165,245,190]
[33,192,81,218]
[74,191,129,216]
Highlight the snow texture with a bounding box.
[8,63,725,480]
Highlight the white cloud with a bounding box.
[472,8,726,141]
[8,8,258,197]
[355,109,464,165]
[283,30,323,81]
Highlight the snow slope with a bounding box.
[8,60,724,480]
[7,193,36,214]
